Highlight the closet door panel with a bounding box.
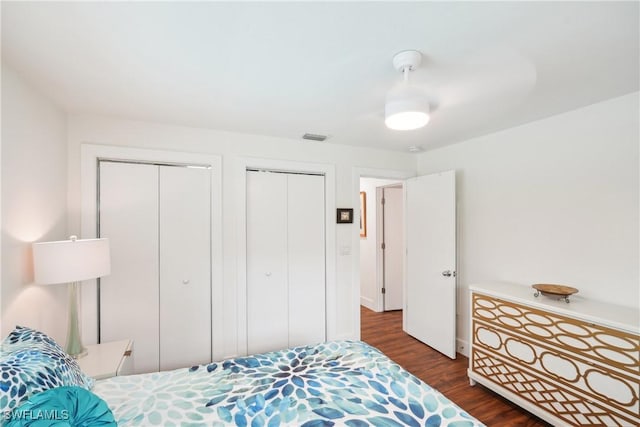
[99,162,160,374]
[287,174,326,347]
[247,171,288,354]
[159,166,212,371]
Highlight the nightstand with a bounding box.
[77,339,133,380]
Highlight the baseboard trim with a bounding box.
[456,338,469,358]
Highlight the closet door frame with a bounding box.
[236,157,336,356]
[80,144,223,359]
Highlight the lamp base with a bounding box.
[66,281,88,359]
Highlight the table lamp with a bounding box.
[32,235,110,358]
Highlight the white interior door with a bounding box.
[383,186,403,311]
[99,161,160,374]
[287,174,325,346]
[159,166,211,371]
[404,170,457,359]
[247,171,288,354]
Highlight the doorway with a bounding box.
[380,185,403,311]
[359,178,404,314]
[356,169,458,360]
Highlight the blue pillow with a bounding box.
[0,327,94,414]
[3,386,115,426]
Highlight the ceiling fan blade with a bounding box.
[413,46,537,111]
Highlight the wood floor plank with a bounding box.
[360,306,551,426]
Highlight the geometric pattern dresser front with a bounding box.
[468,285,640,427]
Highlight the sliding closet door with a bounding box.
[99,162,160,374]
[246,171,288,354]
[159,166,211,371]
[246,170,326,354]
[287,174,325,347]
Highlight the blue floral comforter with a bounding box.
[93,341,483,426]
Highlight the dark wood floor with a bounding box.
[360,306,551,426]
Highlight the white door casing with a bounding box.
[81,144,222,368]
[353,168,415,328]
[237,158,336,356]
[404,170,457,359]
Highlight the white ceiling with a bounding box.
[2,2,638,152]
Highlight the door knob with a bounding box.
[182,279,190,284]
[442,270,456,277]
[265,272,272,277]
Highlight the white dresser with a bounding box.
[468,283,639,426]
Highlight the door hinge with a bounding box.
[382,287,386,294]
[381,197,386,205]
[381,242,386,250]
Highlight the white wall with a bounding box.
[1,64,68,342]
[4,62,636,365]
[417,92,639,354]
[66,114,416,358]
[359,177,401,311]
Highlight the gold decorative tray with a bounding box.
[532,284,579,303]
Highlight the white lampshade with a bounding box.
[385,85,430,131]
[33,236,111,285]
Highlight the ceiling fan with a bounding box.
[382,47,537,133]
[385,50,430,131]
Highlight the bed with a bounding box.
[1,327,483,426]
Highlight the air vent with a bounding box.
[302,133,328,142]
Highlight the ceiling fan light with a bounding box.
[385,111,430,131]
[385,96,430,130]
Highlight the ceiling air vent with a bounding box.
[302,133,328,142]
